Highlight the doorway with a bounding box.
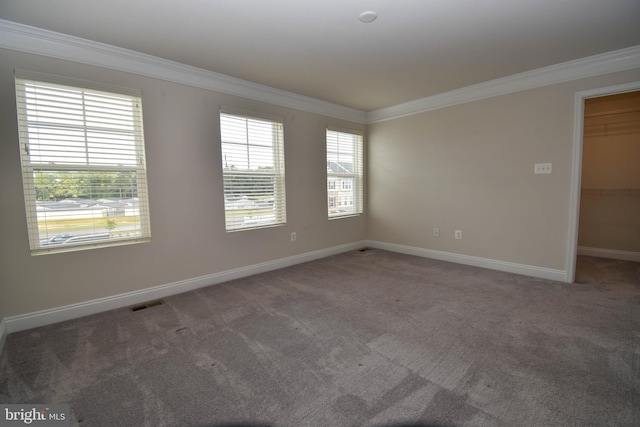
[567,82,640,283]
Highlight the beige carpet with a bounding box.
[1,249,639,426]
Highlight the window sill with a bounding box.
[32,237,151,256]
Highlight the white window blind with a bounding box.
[220,107,286,231]
[327,127,364,218]
[15,71,151,254]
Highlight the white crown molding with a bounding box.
[367,45,640,123]
[0,19,367,124]
[1,19,639,126]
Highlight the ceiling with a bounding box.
[1,0,639,111]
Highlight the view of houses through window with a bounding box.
[327,128,364,218]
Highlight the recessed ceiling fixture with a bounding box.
[359,11,378,23]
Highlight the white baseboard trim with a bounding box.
[1,241,367,338]
[367,240,567,282]
[578,246,640,262]
[0,319,7,355]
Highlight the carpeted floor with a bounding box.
[1,249,639,426]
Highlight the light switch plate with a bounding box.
[534,163,552,174]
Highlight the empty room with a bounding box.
[0,1,639,426]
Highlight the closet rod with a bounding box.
[584,110,640,120]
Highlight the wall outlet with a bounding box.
[454,230,462,240]
[534,163,552,174]
[433,227,440,237]
[291,232,296,241]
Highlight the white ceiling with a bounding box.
[1,0,639,111]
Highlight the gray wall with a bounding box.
[367,70,640,271]
[0,49,366,319]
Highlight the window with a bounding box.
[326,127,363,218]
[15,71,151,254]
[220,107,286,231]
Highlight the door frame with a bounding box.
[566,80,640,283]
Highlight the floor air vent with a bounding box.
[130,300,165,312]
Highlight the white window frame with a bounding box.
[219,106,287,231]
[326,126,364,218]
[15,70,151,254]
